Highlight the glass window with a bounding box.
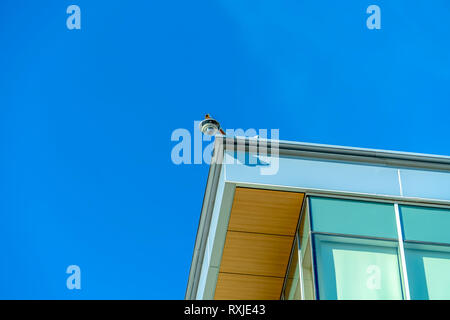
[298,205,315,300]
[400,205,450,244]
[405,243,450,300]
[301,239,314,300]
[309,197,398,239]
[400,205,450,299]
[283,238,301,300]
[284,200,315,300]
[296,197,450,300]
[314,235,404,300]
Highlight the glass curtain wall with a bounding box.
[283,196,450,300]
[400,205,450,299]
[309,197,404,300]
[283,201,314,300]
[283,235,301,300]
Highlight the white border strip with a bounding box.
[397,169,404,197]
[394,203,410,300]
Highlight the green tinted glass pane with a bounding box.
[405,244,450,300]
[301,240,314,300]
[309,197,397,238]
[298,205,314,300]
[284,239,301,300]
[286,265,301,300]
[314,235,403,300]
[400,205,450,244]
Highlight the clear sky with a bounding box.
[1,1,449,299]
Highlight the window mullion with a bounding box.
[394,203,411,300]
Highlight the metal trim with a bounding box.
[218,136,450,171]
[185,139,224,299]
[394,203,411,300]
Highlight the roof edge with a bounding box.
[218,136,450,170]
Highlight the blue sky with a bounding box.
[0,1,449,299]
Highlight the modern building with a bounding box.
[186,136,450,300]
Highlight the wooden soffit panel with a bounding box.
[228,188,304,236]
[214,187,305,300]
[214,273,284,300]
[219,231,292,277]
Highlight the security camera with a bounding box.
[199,114,225,136]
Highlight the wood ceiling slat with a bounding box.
[228,188,304,236]
[214,273,284,300]
[219,231,294,277]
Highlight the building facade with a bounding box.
[186,137,450,300]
